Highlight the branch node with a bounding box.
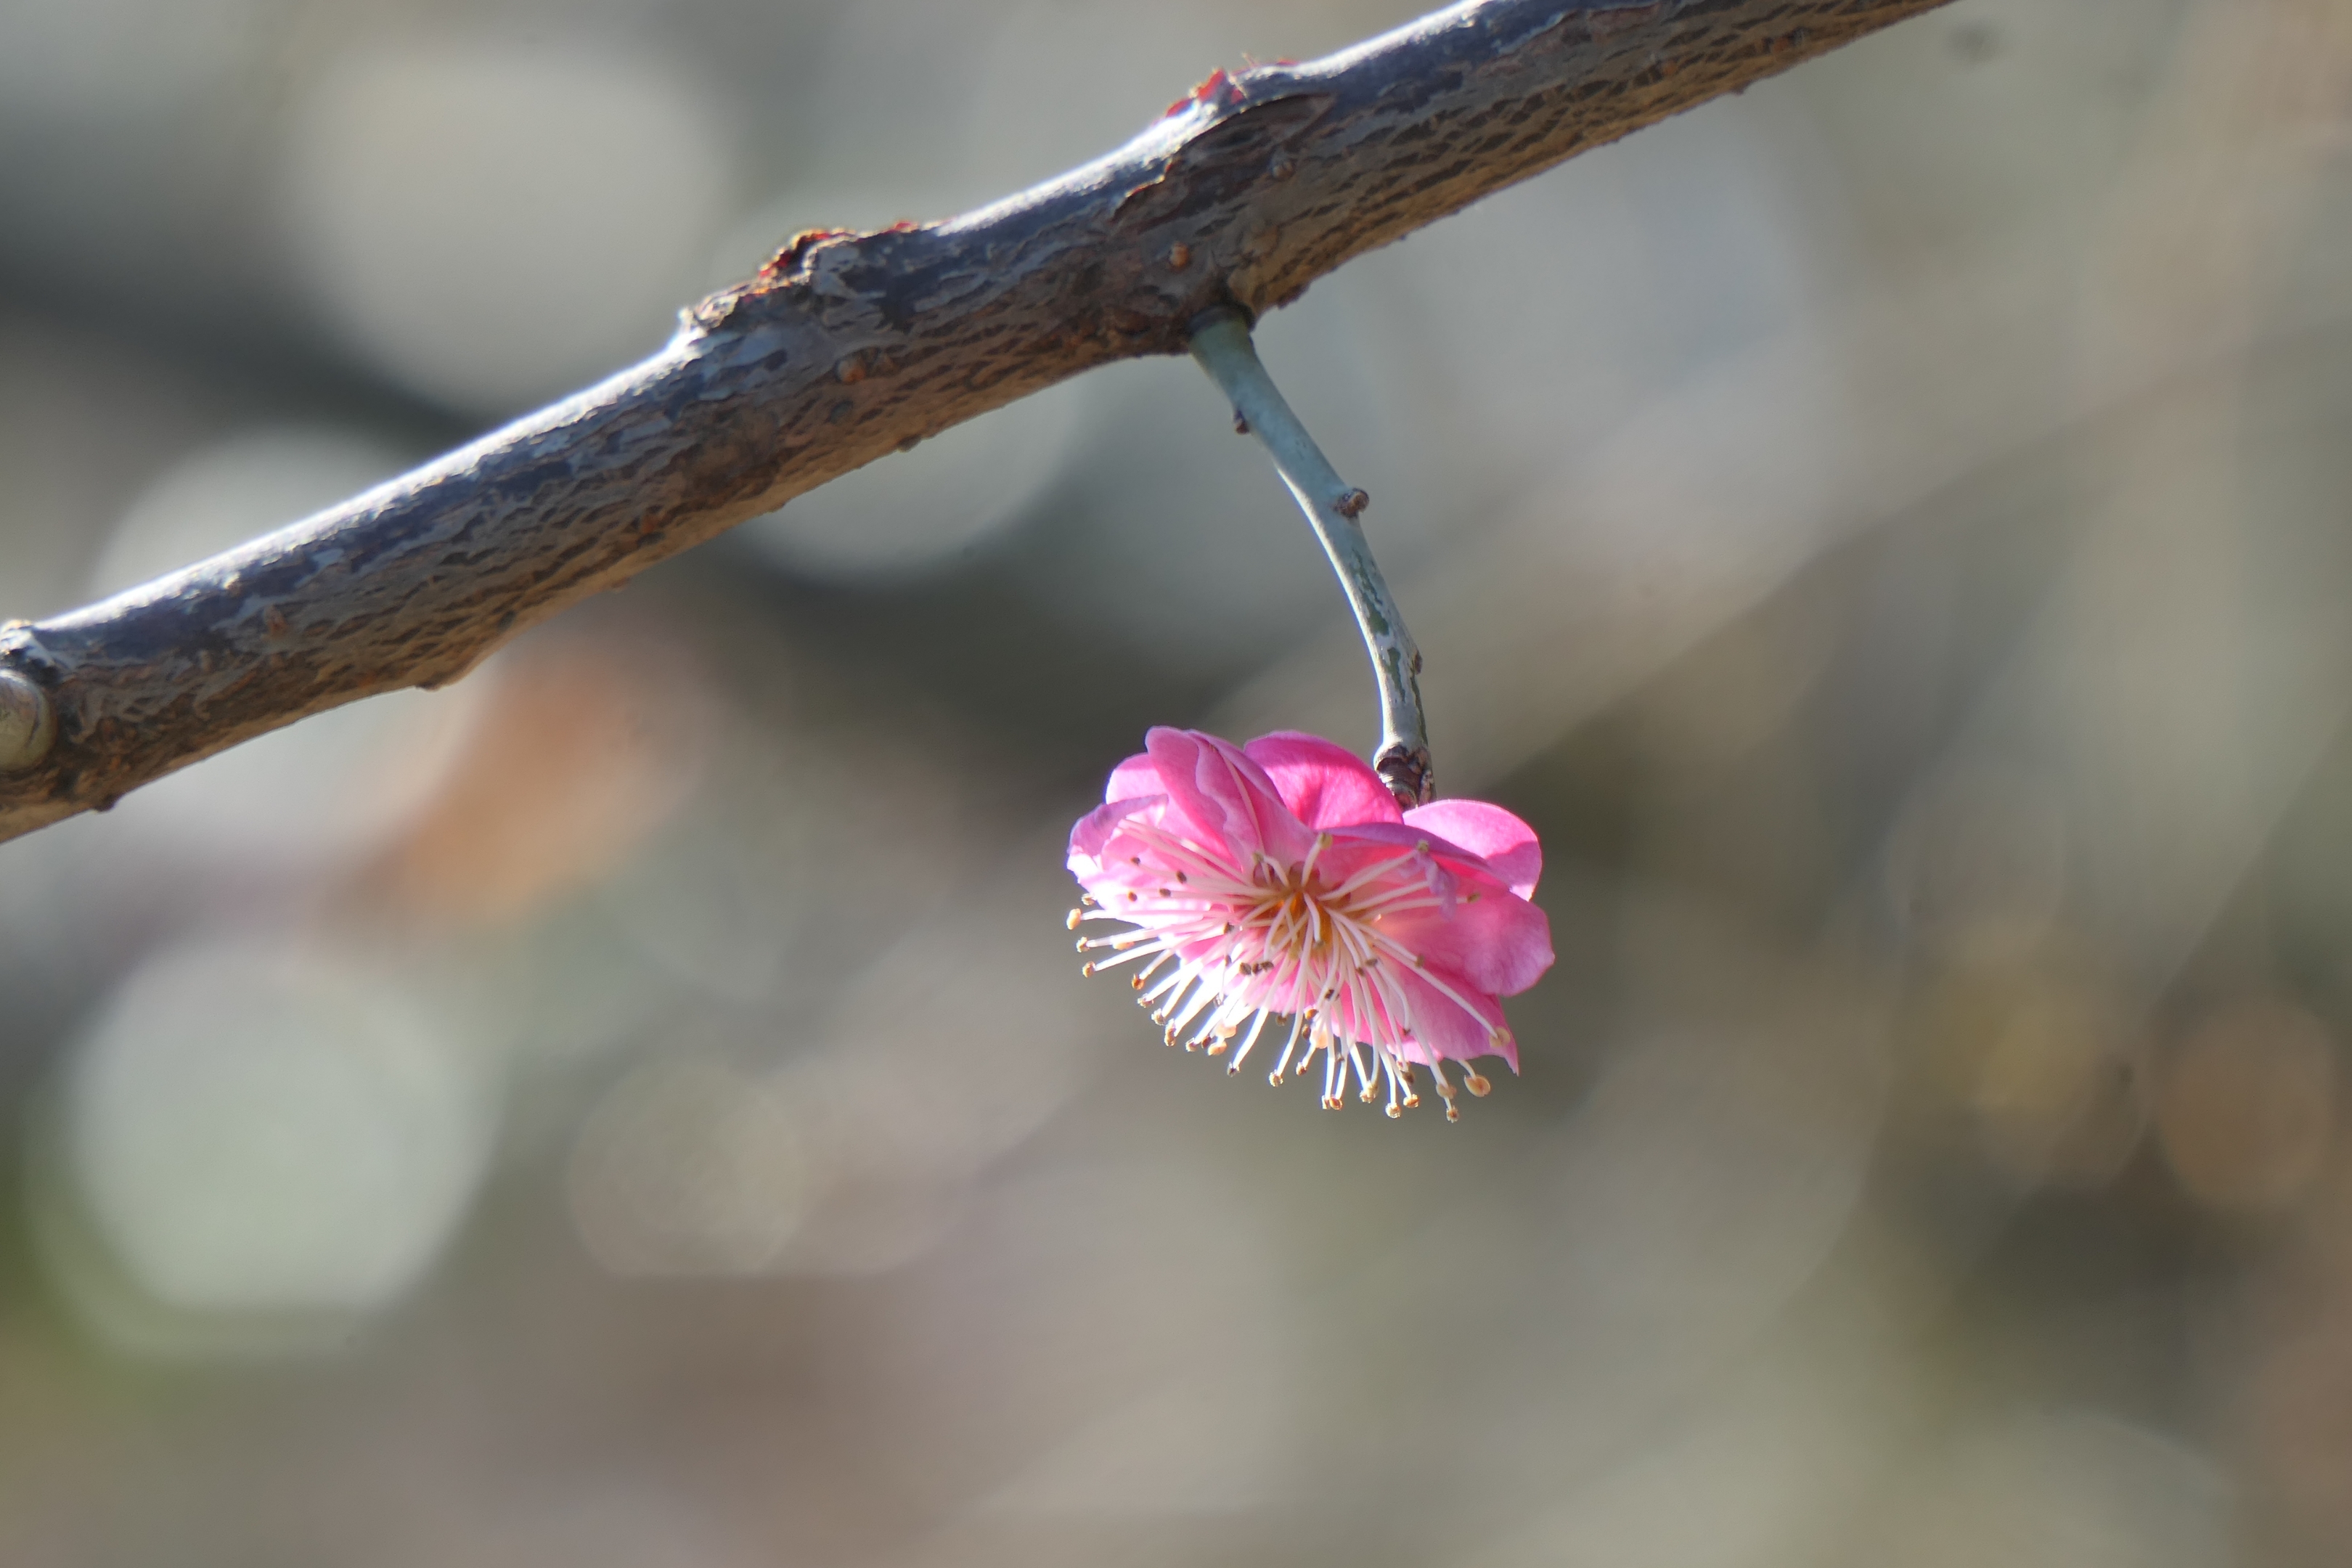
[0,668,55,773]
[1376,743,1435,810]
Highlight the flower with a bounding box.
[1066,728,1553,1119]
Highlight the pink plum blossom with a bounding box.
[1067,728,1553,1119]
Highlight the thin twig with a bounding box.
[1187,309,1432,806]
[0,0,1955,845]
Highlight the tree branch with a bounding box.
[0,0,1952,844]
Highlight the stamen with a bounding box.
[1140,962,1194,1005]
[1315,1024,1342,1108]
[1270,1011,1307,1086]
[1300,831,1334,881]
[1162,979,1221,1039]
[1077,939,1153,963]
[1228,1009,1272,1073]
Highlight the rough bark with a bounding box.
[0,0,1953,844]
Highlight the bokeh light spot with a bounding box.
[279,38,738,414]
[2158,998,2335,1214]
[46,938,497,1347]
[372,628,711,926]
[568,1055,807,1278]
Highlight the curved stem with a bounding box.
[1187,308,1432,807]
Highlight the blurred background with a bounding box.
[5,0,2352,1561]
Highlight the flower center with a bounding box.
[1072,828,1495,1119]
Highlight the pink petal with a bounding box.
[1195,732,1318,862]
[1404,799,1542,898]
[1069,793,1154,865]
[1146,728,1315,866]
[1320,820,1506,889]
[1242,732,1402,830]
[1104,751,1164,804]
[1375,892,1555,998]
[1135,729,1236,853]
